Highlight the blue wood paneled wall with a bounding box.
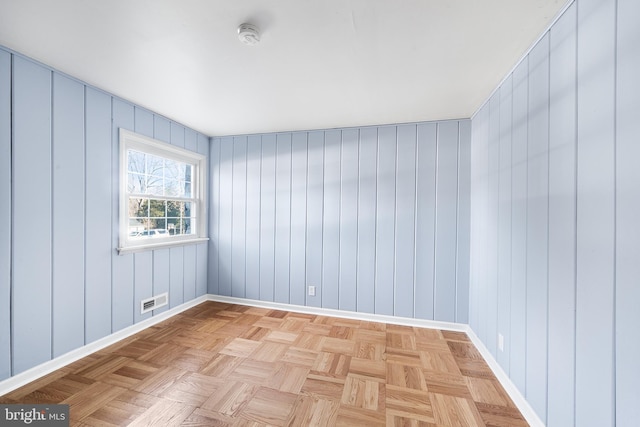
[209,120,471,322]
[469,1,640,425]
[0,48,209,380]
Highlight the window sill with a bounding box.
[117,237,209,255]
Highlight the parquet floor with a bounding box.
[0,302,528,426]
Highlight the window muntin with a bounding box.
[118,129,207,253]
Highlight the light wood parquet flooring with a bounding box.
[0,302,528,426]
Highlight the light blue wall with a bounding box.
[469,1,640,425]
[209,121,471,322]
[0,47,209,380]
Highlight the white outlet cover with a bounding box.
[308,286,316,296]
[498,333,504,352]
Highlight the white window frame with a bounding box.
[118,129,208,254]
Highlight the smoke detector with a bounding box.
[238,23,260,46]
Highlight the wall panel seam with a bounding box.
[9,52,14,376]
[49,69,54,361]
[83,85,88,345]
[455,121,461,322]
[432,123,439,319]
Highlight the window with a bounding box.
[118,129,207,254]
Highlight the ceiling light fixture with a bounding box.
[238,23,260,46]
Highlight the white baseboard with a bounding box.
[1,293,544,427]
[464,328,545,427]
[0,295,208,396]
[207,294,468,332]
[208,295,545,427]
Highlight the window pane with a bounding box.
[146,154,164,178]
[164,159,185,181]
[165,179,182,197]
[129,198,148,217]
[167,200,180,217]
[167,218,188,235]
[128,218,147,237]
[149,199,166,217]
[128,150,145,174]
[149,218,167,231]
[184,202,192,218]
[184,165,192,182]
[146,175,163,196]
[182,218,193,235]
[184,181,192,198]
[127,173,146,194]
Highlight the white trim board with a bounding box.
[0,294,544,426]
[0,295,208,396]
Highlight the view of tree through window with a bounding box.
[127,149,195,238]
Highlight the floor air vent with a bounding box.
[140,292,168,314]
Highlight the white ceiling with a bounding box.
[0,0,568,136]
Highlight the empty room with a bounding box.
[0,0,637,426]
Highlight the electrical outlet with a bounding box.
[308,285,316,296]
[498,333,504,352]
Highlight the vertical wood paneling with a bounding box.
[197,133,209,156]
[509,58,528,394]
[169,247,184,308]
[52,74,85,356]
[197,135,209,301]
[290,132,308,306]
[375,126,396,315]
[456,120,471,324]
[486,97,500,355]
[471,107,490,343]
[339,129,358,311]
[306,131,324,307]
[356,128,377,314]
[525,35,550,420]
[85,88,112,343]
[1,49,209,383]
[183,245,196,302]
[170,122,185,148]
[616,0,640,425]
[0,50,11,379]
[435,121,460,323]
[153,116,170,143]
[232,136,247,298]
[184,128,197,152]
[208,138,220,295]
[259,134,276,301]
[415,123,437,320]
[218,137,233,296]
[576,0,616,425]
[111,99,134,333]
[394,124,416,318]
[547,5,577,426]
[275,134,292,304]
[245,135,262,300]
[196,243,207,297]
[469,107,488,334]
[478,111,490,346]
[322,130,341,309]
[133,251,153,323]
[211,121,470,323]
[134,108,153,138]
[12,57,52,374]
[497,78,513,371]
[152,249,170,314]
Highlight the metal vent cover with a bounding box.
[140,292,169,314]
